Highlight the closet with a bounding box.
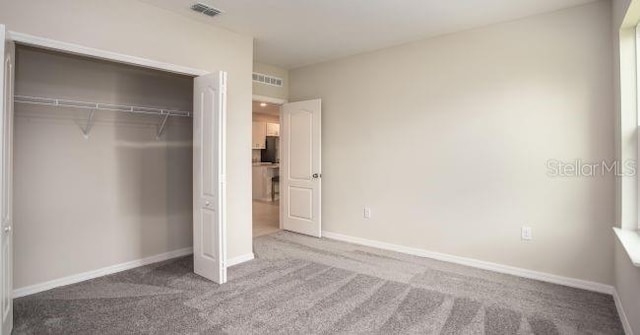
[13,45,193,290]
[7,44,226,296]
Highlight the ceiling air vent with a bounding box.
[191,3,223,17]
[253,72,283,87]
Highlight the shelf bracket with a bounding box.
[82,110,96,139]
[156,113,170,140]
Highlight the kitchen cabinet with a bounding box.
[266,122,280,136]
[252,121,266,149]
[253,122,280,149]
[252,164,280,201]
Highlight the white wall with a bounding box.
[615,241,640,333]
[253,113,280,124]
[290,1,615,284]
[253,62,289,100]
[0,0,254,281]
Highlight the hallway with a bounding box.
[253,200,280,237]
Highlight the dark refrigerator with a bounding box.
[260,136,279,163]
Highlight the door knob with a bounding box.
[312,173,321,179]
[205,201,211,206]
[3,226,11,233]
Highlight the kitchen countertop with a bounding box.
[252,162,279,168]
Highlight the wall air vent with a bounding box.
[253,72,283,87]
[190,3,223,17]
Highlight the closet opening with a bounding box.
[9,43,226,297]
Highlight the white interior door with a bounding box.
[193,71,227,284]
[281,99,321,237]
[0,25,13,335]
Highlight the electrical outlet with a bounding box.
[364,207,372,219]
[521,226,532,241]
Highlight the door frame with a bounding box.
[5,31,228,284]
[252,94,287,106]
[9,32,207,77]
[252,95,287,230]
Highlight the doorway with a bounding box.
[251,97,322,238]
[252,100,282,237]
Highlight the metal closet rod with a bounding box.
[13,95,192,118]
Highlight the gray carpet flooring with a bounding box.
[14,231,623,334]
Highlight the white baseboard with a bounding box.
[614,289,634,335]
[227,253,255,267]
[13,249,256,299]
[322,231,614,295]
[13,247,193,298]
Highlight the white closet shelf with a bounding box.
[14,95,192,118]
